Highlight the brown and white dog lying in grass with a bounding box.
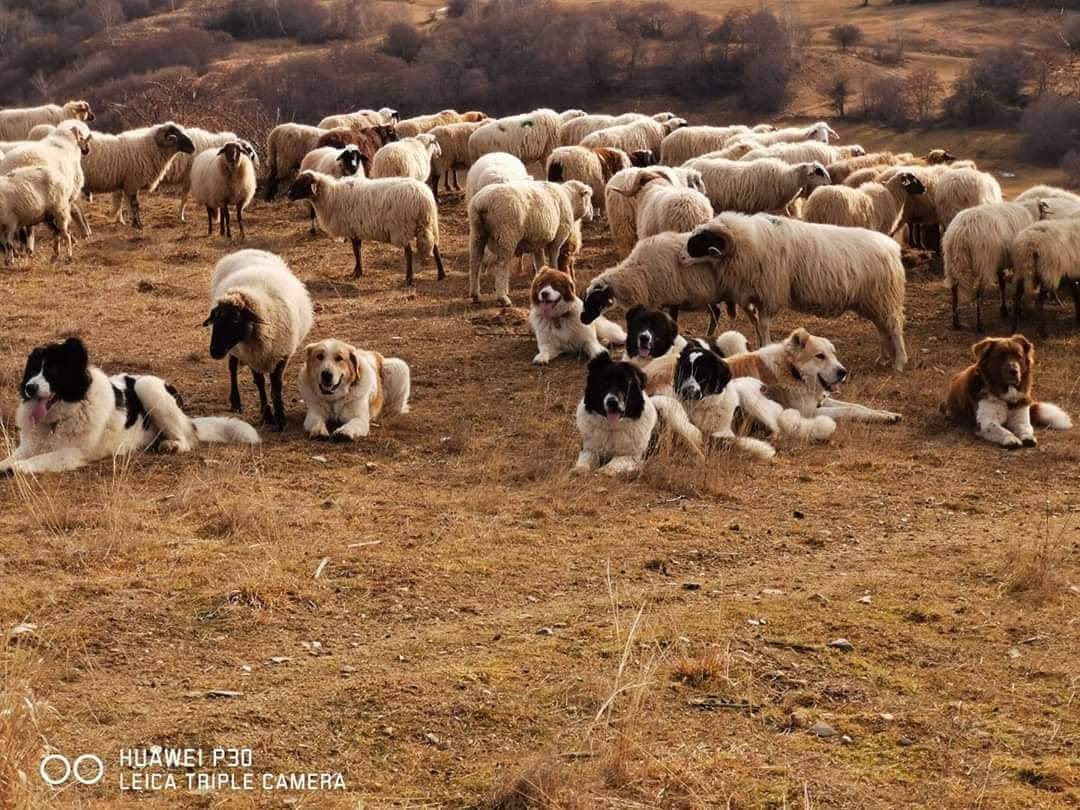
[724,327,901,429]
[528,267,625,365]
[298,339,410,441]
[943,335,1071,448]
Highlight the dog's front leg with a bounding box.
[1005,405,1037,447]
[2,448,88,475]
[572,450,600,473]
[304,410,330,440]
[817,398,902,424]
[332,400,371,442]
[600,455,642,476]
[976,398,1022,448]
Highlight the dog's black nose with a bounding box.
[836,366,848,382]
[23,382,38,398]
[320,370,333,385]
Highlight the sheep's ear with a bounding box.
[201,308,217,328]
[217,146,228,156]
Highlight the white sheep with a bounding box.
[296,146,366,234]
[605,166,706,258]
[203,249,314,430]
[26,124,55,140]
[683,213,908,369]
[558,113,641,147]
[0,167,73,264]
[724,121,837,149]
[739,141,864,165]
[0,100,94,141]
[580,117,686,156]
[318,108,398,130]
[189,142,257,239]
[827,149,955,184]
[82,122,196,229]
[1010,215,1080,334]
[934,167,1003,231]
[467,179,593,306]
[370,134,442,184]
[287,170,445,286]
[153,127,259,222]
[684,157,830,216]
[394,109,486,138]
[609,168,713,243]
[428,120,487,196]
[468,108,562,166]
[0,119,93,240]
[545,145,632,213]
[263,123,327,200]
[464,152,530,204]
[804,171,927,234]
[659,125,753,165]
[1014,185,1080,207]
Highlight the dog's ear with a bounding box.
[348,349,363,384]
[625,305,645,324]
[304,343,322,367]
[787,328,810,349]
[716,356,733,389]
[971,337,994,362]
[60,336,88,366]
[587,351,611,373]
[1012,334,1034,367]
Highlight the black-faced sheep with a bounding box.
[189,142,257,239]
[803,172,927,234]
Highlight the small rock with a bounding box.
[789,709,812,729]
[241,664,252,673]
[898,736,914,746]
[728,523,740,532]
[809,722,835,738]
[761,588,784,597]
[793,510,805,519]
[682,582,701,591]
[828,638,854,651]
[321,499,336,509]
[341,665,356,674]
[808,593,830,604]
[857,595,872,605]
[880,713,894,722]
[312,455,328,464]
[424,732,440,745]
[536,627,554,636]
[1007,647,1021,659]
[269,656,290,665]
[365,462,378,472]
[841,734,854,745]
[381,726,394,737]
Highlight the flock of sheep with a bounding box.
[1,100,1080,362]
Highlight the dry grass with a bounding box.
[1005,504,1072,603]
[0,647,53,809]
[0,153,1077,807]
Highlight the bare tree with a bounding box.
[906,67,943,124]
[830,24,862,52]
[818,75,852,118]
[88,0,126,44]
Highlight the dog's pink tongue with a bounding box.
[30,398,48,425]
[606,412,621,422]
[639,348,650,359]
[540,302,555,318]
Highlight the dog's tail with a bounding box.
[192,417,261,445]
[1031,401,1072,431]
[778,408,837,442]
[380,358,411,417]
[651,394,705,460]
[730,435,776,460]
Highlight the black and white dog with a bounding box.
[574,352,704,476]
[0,338,259,475]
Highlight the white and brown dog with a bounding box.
[725,327,901,426]
[943,335,1071,448]
[529,267,625,365]
[298,339,410,441]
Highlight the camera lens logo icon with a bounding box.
[39,754,105,786]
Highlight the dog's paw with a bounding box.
[330,431,353,443]
[308,426,330,440]
[532,352,550,365]
[159,439,189,454]
[1001,435,1023,449]
[1021,435,1038,447]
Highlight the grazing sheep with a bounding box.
[558,113,642,147]
[203,249,314,430]
[189,142,257,239]
[468,179,593,305]
[684,157,830,216]
[942,200,1048,332]
[296,146,366,234]
[287,171,445,286]
[315,124,399,163]
[1010,216,1080,335]
[875,162,975,250]
[725,121,837,149]
[828,149,955,184]
[370,134,441,185]
[394,109,487,138]
[1014,185,1080,207]
[428,121,487,196]
[605,166,706,258]
[580,117,687,156]
[740,141,864,166]
[156,127,259,222]
[659,125,754,166]
[465,152,530,204]
[0,100,94,141]
[468,108,562,166]
[579,232,733,333]
[318,108,398,130]
[934,167,1003,231]
[264,123,326,200]
[0,119,93,240]
[684,213,908,369]
[804,171,927,234]
[82,122,196,229]
[609,168,713,242]
[0,167,73,263]
[545,146,632,213]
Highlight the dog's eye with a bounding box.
[816,353,826,360]
[316,353,325,362]
[334,356,343,362]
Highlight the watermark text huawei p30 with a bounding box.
[40,747,346,793]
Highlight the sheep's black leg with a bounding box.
[221,207,230,238]
[263,175,278,202]
[129,195,142,229]
[206,206,214,237]
[236,204,245,240]
[430,173,440,202]
[667,306,679,323]
[269,360,286,432]
[1012,280,1024,333]
[433,245,445,280]
[1036,288,1048,338]
[706,304,720,336]
[405,245,414,287]
[253,371,273,425]
[975,289,983,334]
[998,271,1009,319]
[1072,280,1080,325]
[228,357,242,412]
[351,239,363,278]
[951,285,961,329]
[309,207,317,236]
